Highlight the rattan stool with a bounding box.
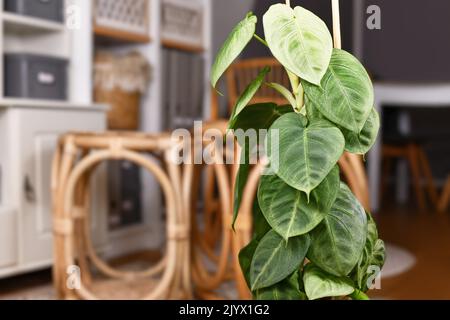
[51,131,192,300]
[189,121,261,300]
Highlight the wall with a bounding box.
[363,0,450,82]
[212,0,255,57]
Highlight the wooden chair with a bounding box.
[439,176,450,213]
[381,140,439,211]
[52,131,192,300]
[226,57,291,113]
[190,120,255,300]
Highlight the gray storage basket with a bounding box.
[5,54,68,101]
[5,0,64,22]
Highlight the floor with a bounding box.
[1,203,450,300]
[371,204,450,300]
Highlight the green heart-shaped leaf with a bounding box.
[303,264,355,300]
[231,104,294,225]
[229,67,271,124]
[341,108,380,155]
[250,230,310,291]
[306,100,380,155]
[211,12,257,88]
[303,49,374,133]
[267,113,345,196]
[255,272,307,300]
[307,183,368,277]
[263,4,333,85]
[258,166,339,240]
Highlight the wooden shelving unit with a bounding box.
[161,38,204,53]
[94,25,151,44]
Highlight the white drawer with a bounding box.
[0,208,17,268]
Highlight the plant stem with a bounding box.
[350,290,370,300]
[253,34,268,47]
[286,0,291,7]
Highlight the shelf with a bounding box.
[162,39,205,53]
[94,25,151,44]
[0,98,109,111]
[2,12,66,34]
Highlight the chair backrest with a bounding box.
[225,58,291,115]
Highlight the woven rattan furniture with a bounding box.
[190,120,259,300]
[51,131,192,300]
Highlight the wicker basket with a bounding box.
[94,52,151,130]
[93,0,149,36]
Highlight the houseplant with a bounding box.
[211,0,385,300]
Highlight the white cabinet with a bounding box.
[0,208,17,268]
[0,104,108,277]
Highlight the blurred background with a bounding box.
[0,0,449,300]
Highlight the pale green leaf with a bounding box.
[307,183,368,276]
[229,67,271,123]
[266,82,297,109]
[303,264,355,300]
[267,113,345,195]
[258,166,339,240]
[211,12,257,88]
[263,4,333,85]
[303,49,374,133]
[250,230,310,291]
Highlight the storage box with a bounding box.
[161,0,204,48]
[5,0,64,22]
[5,54,68,101]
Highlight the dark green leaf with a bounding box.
[258,166,339,240]
[255,272,307,300]
[253,199,271,241]
[239,239,259,288]
[250,230,310,291]
[211,12,257,88]
[232,143,252,230]
[308,183,368,277]
[351,213,386,291]
[230,103,294,133]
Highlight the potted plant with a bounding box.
[210,0,385,300]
